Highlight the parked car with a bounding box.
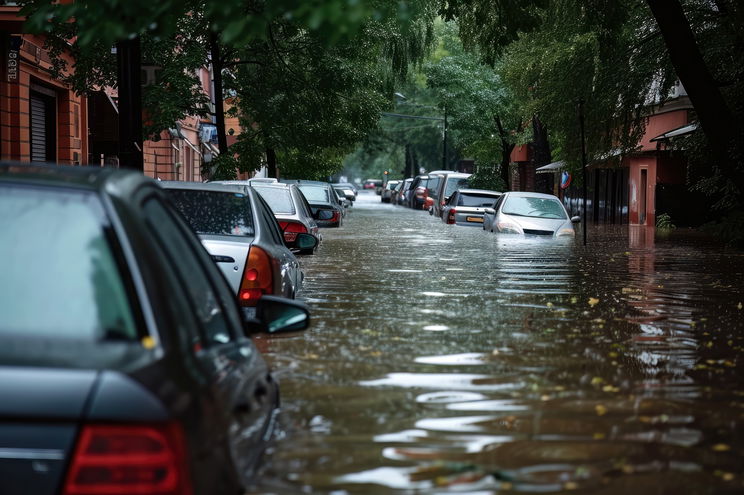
[0,163,311,495]
[397,177,414,205]
[161,182,316,305]
[245,182,322,255]
[389,180,404,205]
[408,174,430,209]
[362,179,383,192]
[333,186,352,213]
[441,188,502,226]
[381,180,400,203]
[432,172,472,218]
[295,182,345,227]
[332,184,356,203]
[332,182,358,199]
[483,191,579,236]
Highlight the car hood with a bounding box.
[504,214,571,234]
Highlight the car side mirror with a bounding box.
[242,295,310,335]
[571,216,581,223]
[294,232,318,251]
[484,208,495,215]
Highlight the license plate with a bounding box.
[466,216,483,223]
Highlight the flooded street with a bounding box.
[253,191,744,494]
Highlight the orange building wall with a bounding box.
[638,110,688,151]
[0,33,87,165]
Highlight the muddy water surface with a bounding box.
[252,192,744,494]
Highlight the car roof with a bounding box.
[159,180,250,194]
[211,178,278,185]
[0,162,154,198]
[457,188,501,196]
[504,191,560,199]
[248,182,292,190]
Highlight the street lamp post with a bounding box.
[442,105,448,171]
[383,92,447,176]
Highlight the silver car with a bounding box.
[483,191,579,236]
[432,172,471,218]
[441,188,502,226]
[161,182,317,308]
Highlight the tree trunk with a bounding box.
[266,147,277,178]
[209,33,229,156]
[116,37,143,171]
[646,0,743,196]
[494,115,514,189]
[530,115,552,193]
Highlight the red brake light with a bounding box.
[278,221,308,242]
[238,246,274,306]
[447,209,457,224]
[63,423,192,495]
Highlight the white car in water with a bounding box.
[483,191,580,236]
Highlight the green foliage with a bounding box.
[424,20,519,172]
[655,213,676,231]
[38,9,212,139]
[226,10,436,178]
[19,0,424,48]
[495,0,676,175]
[467,167,507,191]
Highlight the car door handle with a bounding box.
[211,255,235,263]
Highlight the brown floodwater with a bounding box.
[250,191,744,494]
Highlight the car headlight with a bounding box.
[557,228,575,236]
[497,222,524,234]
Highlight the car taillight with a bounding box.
[278,221,308,242]
[63,423,192,495]
[238,246,273,306]
[447,209,457,224]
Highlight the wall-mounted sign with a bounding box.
[7,36,22,84]
[560,171,572,190]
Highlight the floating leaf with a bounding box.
[712,443,731,452]
[588,297,600,307]
[595,404,608,416]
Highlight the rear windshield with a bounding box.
[298,185,330,203]
[252,186,295,214]
[166,189,255,236]
[0,185,138,343]
[458,193,500,207]
[502,196,567,219]
[444,177,469,198]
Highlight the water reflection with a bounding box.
[253,195,744,494]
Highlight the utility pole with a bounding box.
[116,38,143,171]
[442,106,448,170]
[578,100,588,246]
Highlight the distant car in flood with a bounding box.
[483,191,579,236]
[432,172,471,218]
[441,189,502,226]
[381,180,400,203]
[295,182,345,227]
